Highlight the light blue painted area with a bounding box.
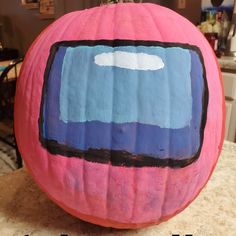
[59,45,192,129]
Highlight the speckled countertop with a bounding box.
[0,141,235,236]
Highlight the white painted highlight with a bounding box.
[94,51,165,71]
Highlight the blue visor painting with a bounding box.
[39,40,208,168]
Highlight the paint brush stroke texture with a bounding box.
[60,46,192,128]
[94,51,165,70]
[40,41,205,165]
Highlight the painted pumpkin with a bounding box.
[15,3,225,229]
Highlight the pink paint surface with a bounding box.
[14,3,225,228]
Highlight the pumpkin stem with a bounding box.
[101,0,142,5]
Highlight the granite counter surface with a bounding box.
[0,141,235,236]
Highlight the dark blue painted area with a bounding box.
[42,46,204,160]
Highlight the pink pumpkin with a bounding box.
[15,3,225,229]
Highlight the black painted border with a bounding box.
[38,39,209,168]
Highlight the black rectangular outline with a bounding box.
[38,39,209,168]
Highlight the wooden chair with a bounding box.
[0,58,23,168]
